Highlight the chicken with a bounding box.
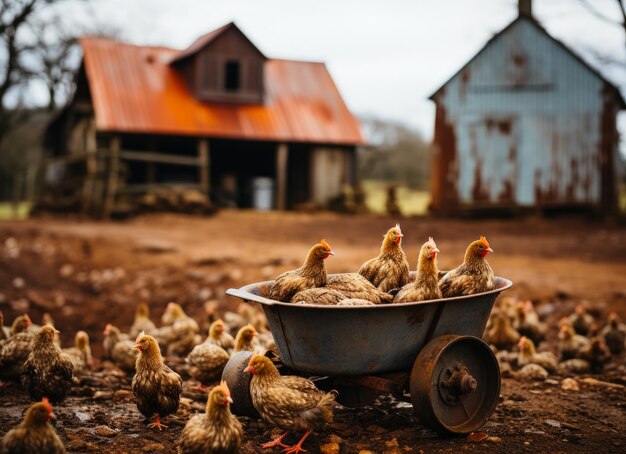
[438,236,495,298]
[63,330,93,373]
[178,381,243,454]
[336,298,376,306]
[512,301,546,345]
[159,303,200,357]
[132,333,183,431]
[234,324,259,353]
[205,319,235,352]
[601,312,625,355]
[0,398,65,454]
[103,323,129,361]
[576,338,611,373]
[569,304,594,336]
[129,303,158,338]
[558,324,589,361]
[484,311,520,351]
[393,237,442,304]
[0,310,9,342]
[268,240,334,302]
[358,224,410,292]
[516,336,557,372]
[40,313,60,348]
[185,341,230,390]
[326,273,393,304]
[291,288,346,305]
[0,315,35,380]
[245,354,337,454]
[21,326,74,403]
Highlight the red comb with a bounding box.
[479,236,490,249]
[220,380,231,397]
[41,398,53,413]
[320,239,331,251]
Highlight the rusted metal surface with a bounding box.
[225,275,512,376]
[80,31,364,145]
[429,16,624,214]
[410,335,500,434]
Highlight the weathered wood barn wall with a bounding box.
[429,2,624,216]
[44,22,364,216]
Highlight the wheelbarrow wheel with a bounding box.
[410,335,500,434]
[221,351,259,417]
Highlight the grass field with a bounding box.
[0,202,31,220]
[361,179,430,216]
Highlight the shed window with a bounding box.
[224,60,241,91]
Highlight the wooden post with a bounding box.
[103,136,120,219]
[275,143,288,210]
[198,139,210,201]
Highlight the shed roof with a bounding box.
[79,35,364,145]
[429,16,626,109]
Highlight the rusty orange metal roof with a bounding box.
[80,37,364,145]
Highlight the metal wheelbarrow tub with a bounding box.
[226,275,512,376]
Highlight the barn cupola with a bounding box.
[518,0,532,18]
[170,22,267,104]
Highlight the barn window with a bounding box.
[224,60,241,91]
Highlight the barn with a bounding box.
[43,22,364,216]
[429,1,625,216]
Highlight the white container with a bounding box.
[252,177,274,210]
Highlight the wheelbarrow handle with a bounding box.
[226,288,276,306]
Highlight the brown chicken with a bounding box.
[159,303,200,357]
[102,323,130,360]
[245,354,337,454]
[512,301,546,345]
[234,324,259,353]
[40,313,60,348]
[63,330,93,373]
[178,381,243,454]
[132,333,183,430]
[576,338,611,373]
[569,304,594,336]
[205,319,235,352]
[484,311,520,351]
[358,224,410,292]
[268,240,334,302]
[185,340,230,390]
[393,237,442,304]
[602,312,626,355]
[0,398,65,454]
[0,310,9,342]
[336,298,376,306]
[516,336,557,372]
[0,315,35,380]
[129,302,158,338]
[291,288,346,305]
[326,273,393,304]
[558,324,589,361]
[438,236,495,298]
[21,326,74,403]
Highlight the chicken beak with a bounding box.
[227,396,233,404]
[243,365,254,374]
[133,344,142,350]
[487,247,494,253]
[328,251,335,256]
[55,329,61,334]
[48,412,56,420]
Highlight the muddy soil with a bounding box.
[1,212,625,453]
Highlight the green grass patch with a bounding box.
[361,180,430,216]
[0,202,31,220]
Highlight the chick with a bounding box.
[291,288,346,305]
[185,340,230,391]
[63,331,93,373]
[576,338,611,373]
[393,237,442,303]
[21,326,74,403]
[103,323,129,361]
[205,319,235,352]
[484,311,520,351]
[358,224,410,292]
[132,333,183,431]
[601,312,626,355]
[326,273,393,304]
[245,354,336,453]
[0,398,65,454]
[558,324,589,361]
[129,303,158,338]
[159,303,200,357]
[569,304,594,336]
[0,315,35,380]
[438,236,495,298]
[178,381,243,454]
[516,336,557,372]
[268,240,334,302]
[234,324,259,353]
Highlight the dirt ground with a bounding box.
[1,211,625,453]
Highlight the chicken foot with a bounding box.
[147,414,169,431]
[283,429,312,454]
[261,431,290,449]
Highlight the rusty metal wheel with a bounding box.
[221,351,259,417]
[410,335,500,434]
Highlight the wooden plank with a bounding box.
[102,137,120,219]
[119,183,202,194]
[198,139,210,200]
[119,150,202,166]
[275,143,288,210]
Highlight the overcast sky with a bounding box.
[34,0,626,141]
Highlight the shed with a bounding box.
[44,22,364,215]
[429,1,625,216]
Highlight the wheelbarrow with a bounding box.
[223,274,512,434]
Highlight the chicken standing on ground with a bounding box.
[159,303,200,357]
[558,324,589,361]
[186,339,230,391]
[178,381,243,454]
[62,330,93,373]
[268,240,334,302]
[569,304,594,336]
[484,311,520,351]
[602,312,626,355]
[234,324,259,353]
[393,237,442,303]
[516,336,557,372]
[439,236,495,298]
[326,273,393,304]
[21,326,74,403]
[132,333,183,431]
[577,338,611,373]
[102,323,129,360]
[245,354,337,454]
[0,315,35,380]
[205,319,235,352]
[512,301,546,345]
[358,224,410,292]
[103,324,136,373]
[291,288,346,305]
[0,398,65,454]
[129,303,158,338]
